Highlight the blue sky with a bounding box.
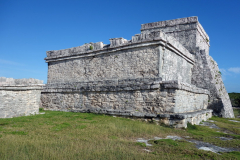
[0,0,239,92]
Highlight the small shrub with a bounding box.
[89,45,93,50]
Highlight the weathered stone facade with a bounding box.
[41,79,209,114]
[41,16,234,127]
[141,17,234,118]
[0,77,44,118]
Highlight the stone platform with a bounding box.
[41,79,211,128]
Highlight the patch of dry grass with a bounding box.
[0,109,239,159]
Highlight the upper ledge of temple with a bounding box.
[45,30,194,62]
[141,16,198,30]
[140,16,209,41]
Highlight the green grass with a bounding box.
[136,142,147,147]
[0,109,239,159]
[187,122,240,148]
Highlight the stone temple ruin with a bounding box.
[0,17,235,128]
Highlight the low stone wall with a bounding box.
[0,77,44,118]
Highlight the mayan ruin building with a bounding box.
[38,16,234,128]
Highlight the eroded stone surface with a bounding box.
[136,138,152,146]
[199,121,220,129]
[0,77,44,118]
[41,81,209,115]
[229,120,240,123]
[141,17,234,118]
[217,137,233,141]
[137,135,238,154]
[188,139,237,153]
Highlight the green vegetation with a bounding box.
[187,121,240,148]
[229,92,240,107]
[0,109,239,159]
[136,142,147,147]
[89,45,93,50]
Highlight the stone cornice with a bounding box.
[141,17,198,31]
[0,77,44,86]
[161,80,210,95]
[0,84,45,91]
[42,78,209,95]
[140,16,210,47]
[45,31,194,64]
[141,16,198,31]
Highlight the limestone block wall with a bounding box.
[174,90,208,113]
[141,17,234,118]
[141,16,209,54]
[161,48,192,83]
[0,77,44,118]
[47,46,159,83]
[45,30,194,84]
[41,78,209,115]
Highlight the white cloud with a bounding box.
[0,59,24,66]
[219,68,228,81]
[219,68,228,75]
[228,67,240,74]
